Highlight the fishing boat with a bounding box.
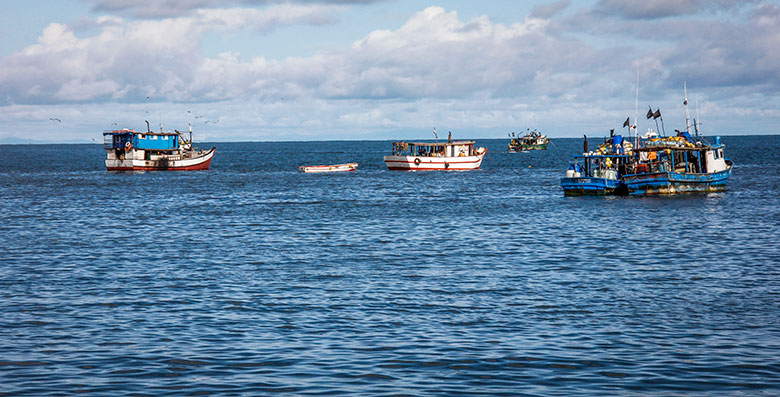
[384,140,487,171]
[299,162,358,173]
[103,121,215,171]
[622,84,733,195]
[623,134,732,195]
[508,129,550,152]
[560,134,635,196]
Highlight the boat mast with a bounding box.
[634,69,639,148]
[684,81,691,134]
[695,95,701,137]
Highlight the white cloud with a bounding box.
[1,2,778,142]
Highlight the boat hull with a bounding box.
[560,177,627,196]
[518,142,549,150]
[106,148,215,171]
[623,166,732,195]
[383,153,486,171]
[299,163,358,173]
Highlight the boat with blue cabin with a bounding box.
[560,133,635,196]
[103,121,215,171]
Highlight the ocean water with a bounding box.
[1,135,779,395]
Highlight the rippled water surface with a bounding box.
[1,136,780,395]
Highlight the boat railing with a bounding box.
[103,134,114,150]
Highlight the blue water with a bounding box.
[1,136,779,395]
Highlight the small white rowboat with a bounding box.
[298,162,358,173]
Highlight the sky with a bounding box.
[0,0,778,143]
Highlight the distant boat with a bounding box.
[299,162,358,173]
[384,140,487,171]
[102,121,215,171]
[508,129,550,152]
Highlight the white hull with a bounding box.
[383,153,486,171]
[106,148,215,171]
[299,163,358,173]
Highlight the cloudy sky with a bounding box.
[1,0,778,143]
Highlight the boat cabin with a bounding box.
[568,154,633,180]
[391,141,476,157]
[103,129,180,151]
[633,141,728,175]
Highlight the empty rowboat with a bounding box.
[298,162,358,173]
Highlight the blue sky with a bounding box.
[0,0,778,143]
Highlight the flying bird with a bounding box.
[49,117,61,122]
[111,122,118,126]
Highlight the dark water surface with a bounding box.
[1,136,779,395]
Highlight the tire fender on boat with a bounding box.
[125,141,132,150]
[414,158,421,165]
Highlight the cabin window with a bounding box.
[161,136,168,140]
[719,149,723,158]
[151,135,158,140]
[713,150,719,159]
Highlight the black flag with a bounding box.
[622,117,630,128]
[646,106,653,119]
[653,109,661,119]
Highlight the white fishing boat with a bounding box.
[103,121,215,171]
[298,162,358,173]
[384,140,487,171]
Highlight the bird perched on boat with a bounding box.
[49,117,61,122]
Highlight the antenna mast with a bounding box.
[695,95,701,137]
[684,81,691,134]
[634,69,639,148]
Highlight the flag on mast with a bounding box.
[433,127,438,139]
[622,117,630,128]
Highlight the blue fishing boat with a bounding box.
[623,135,732,195]
[561,154,634,196]
[622,84,733,195]
[561,133,635,196]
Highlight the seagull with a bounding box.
[187,110,192,113]
[111,122,118,126]
[49,117,61,122]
